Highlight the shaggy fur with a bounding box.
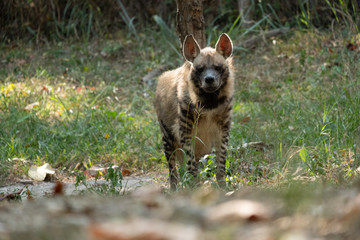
[155,33,234,190]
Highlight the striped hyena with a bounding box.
[155,33,234,190]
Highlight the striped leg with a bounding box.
[160,121,178,191]
[216,107,232,187]
[178,101,197,177]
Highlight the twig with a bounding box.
[242,27,291,49]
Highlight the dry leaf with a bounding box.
[86,166,107,177]
[241,116,251,124]
[26,187,34,200]
[28,163,55,181]
[121,169,131,177]
[346,43,357,51]
[24,102,40,112]
[42,85,49,93]
[53,181,64,196]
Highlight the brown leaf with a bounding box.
[42,85,49,93]
[346,43,357,51]
[26,187,34,201]
[53,181,64,196]
[241,116,251,124]
[121,169,131,177]
[24,102,40,112]
[83,169,91,177]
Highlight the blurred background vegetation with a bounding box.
[1,0,360,43]
[1,0,360,188]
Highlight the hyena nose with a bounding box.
[205,76,215,84]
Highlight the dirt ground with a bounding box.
[1,177,360,240]
[0,175,154,200]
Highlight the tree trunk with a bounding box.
[176,0,206,53]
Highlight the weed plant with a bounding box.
[1,3,360,191]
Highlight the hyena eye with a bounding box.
[214,65,223,72]
[195,66,204,73]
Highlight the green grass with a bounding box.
[0,30,178,184]
[227,30,360,187]
[1,26,359,189]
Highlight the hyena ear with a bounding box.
[183,35,201,62]
[215,33,233,59]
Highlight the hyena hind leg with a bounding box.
[166,150,179,191]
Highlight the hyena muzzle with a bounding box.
[155,33,234,190]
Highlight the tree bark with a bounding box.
[176,0,206,53]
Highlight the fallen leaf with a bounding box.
[24,102,40,112]
[241,116,251,124]
[0,188,23,201]
[26,187,34,200]
[53,181,64,196]
[121,169,131,177]
[83,169,91,177]
[28,163,55,181]
[86,166,107,177]
[42,85,49,93]
[85,86,95,91]
[346,43,357,51]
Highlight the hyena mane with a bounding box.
[155,33,234,190]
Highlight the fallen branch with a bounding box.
[242,27,291,49]
[0,188,23,201]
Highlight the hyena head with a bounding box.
[183,33,233,94]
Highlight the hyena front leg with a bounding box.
[160,121,178,191]
[215,110,232,187]
[178,101,198,177]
